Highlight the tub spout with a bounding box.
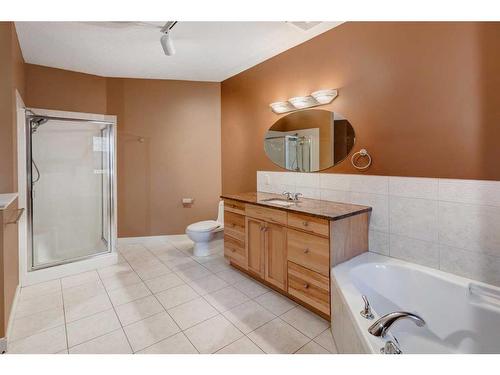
[368,311,425,338]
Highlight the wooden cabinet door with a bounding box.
[264,222,287,291]
[246,217,265,277]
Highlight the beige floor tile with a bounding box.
[233,277,269,299]
[64,292,112,322]
[254,291,296,315]
[155,284,199,309]
[15,291,63,318]
[168,297,218,330]
[188,274,228,295]
[295,341,330,354]
[175,264,212,282]
[204,286,249,312]
[155,248,189,263]
[69,329,132,354]
[115,295,164,326]
[137,332,198,354]
[163,257,199,271]
[123,312,180,352]
[144,273,184,294]
[7,325,67,354]
[215,268,249,285]
[145,242,178,256]
[62,279,105,304]
[313,328,338,353]
[191,253,223,264]
[222,300,275,334]
[10,307,64,341]
[247,318,309,354]
[184,315,243,354]
[97,263,133,279]
[132,261,171,280]
[61,270,100,289]
[202,258,230,273]
[108,282,151,306]
[101,270,142,291]
[216,336,264,354]
[19,279,61,300]
[67,309,121,347]
[281,306,329,338]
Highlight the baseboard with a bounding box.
[0,337,6,354]
[117,235,172,244]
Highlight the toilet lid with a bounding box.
[187,220,221,232]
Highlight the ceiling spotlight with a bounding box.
[160,21,177,56]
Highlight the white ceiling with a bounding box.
[15,21,342,82]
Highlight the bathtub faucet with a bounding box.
[368,311,425,338]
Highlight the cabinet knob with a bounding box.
[231,248,236,252]
[303,283,309,289]
[230,223,236,227]
[302,221,309,227]
[303,248,309,254]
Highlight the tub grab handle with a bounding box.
[469,283,500,304]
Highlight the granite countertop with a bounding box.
[0,193,18,210]
[221,191,371,221]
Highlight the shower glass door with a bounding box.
[28,117,114,269]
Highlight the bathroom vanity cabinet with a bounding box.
[221,192,371,320]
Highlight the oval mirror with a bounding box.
[264,109,355,172]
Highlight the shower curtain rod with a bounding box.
[26,113,114,126]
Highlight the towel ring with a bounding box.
[351,148,372,170]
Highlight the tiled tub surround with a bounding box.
[6,235,336,354]
[257,171,500,286]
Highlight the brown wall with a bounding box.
[221,22,500,194]
[107,78,221,236]
[0,22,25,193]
[0,22,24,338]
[24,65,221,237]
[25,64,107,114]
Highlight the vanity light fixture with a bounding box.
[311,89,338,104]
[269,101,296,114]
[288,96,319,109]
[269,88,338,114]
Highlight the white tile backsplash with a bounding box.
[389,196,438,242]
[257,171,500,286]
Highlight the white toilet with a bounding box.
[186,200,224,257]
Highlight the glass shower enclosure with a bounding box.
[26,114,115,270]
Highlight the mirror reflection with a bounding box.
[264,109,355,172]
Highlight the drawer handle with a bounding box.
[302,221,309,227]
[303,248,309,254]
[303,283,309,289]
[230,223,236,228]
[231,248,236,252]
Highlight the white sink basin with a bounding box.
[261,199,295,207]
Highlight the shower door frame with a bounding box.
[25,113,117,271]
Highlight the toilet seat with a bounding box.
[187,220,221,233]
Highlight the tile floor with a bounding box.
[7,235,337,354]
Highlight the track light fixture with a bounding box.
[160,21,177,56]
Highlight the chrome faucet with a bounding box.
[293,192,303,201]
[360,295,374,319]
[368,311,425,338]
[282,191,303,201]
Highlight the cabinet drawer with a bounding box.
[288,212,329,237]
[246,204,287,225]
[288,261,329,315]
[224,211,245,242]
[224,235,247,268]
[224,199,246,215]
[287,229,329,276]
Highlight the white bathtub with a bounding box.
[331,252,500,354]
